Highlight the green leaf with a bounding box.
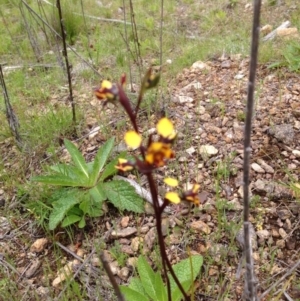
[154,273,167,301]
[102,180,144,213]
[89,137,114,185]
[31,174,83,187]
[89,184,107,202]
[64,139,89,178]
[99,151,126,182]
[78,216,86,228]
[67,205,83,216]
[49,195,80,230]
[120,286,149,301]
[171,280,192,301]
[128,277,146,295]
[49,164,89,185]
[137,256,157,300]
[79,197,103,217]
[61,214,82,227]
[169,255,203,301]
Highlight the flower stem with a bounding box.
[147,173,190,301]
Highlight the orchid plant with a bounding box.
[94,70,202,301]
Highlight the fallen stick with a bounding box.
[39,0,131,25]
[73,12,132,26]
[3,64,60,72]
[262,20,291,41]
[259,258,300,300]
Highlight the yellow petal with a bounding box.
[156,118,174,138]
[124,131,142,149]
[148,142,163,151]
[102,80,112,89]
[115,158,134,171]
[164,177,178,187]
[165,192,180,204]
[192,184,200,193]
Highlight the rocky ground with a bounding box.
[1,55,300,300]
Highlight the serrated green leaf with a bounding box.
[61,214,82,227]
[89,138,114,185]
[89,184,106,202]
[137,256,157,300]
[102,180,144,213]
[49,195,80,230]
[64,139,89,178]
[79,197,103,217]
[31,174,83,187]
[99,151,126,182]
[169,255,203,301]
[50,164,90,185]
[128,277,146,295]
[120,286,149,301]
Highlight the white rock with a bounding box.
[30,238,48,253]
[190,220,211,234]
[89,126,101,139]
[0,217,11,236]
[191,61,211,71]
[109,261,119,275]
[228,198,243,210]
[256,159,274,174]
[120,216,130,228]
[257,230,270,241]
[36,287,50,296]
[177,95,194,103]
[52,261,74,287]
[186,146,196,155]
[126,257,138,268]
[234,73,245,80]
[245,3,251,10]
[237,186,244,198]
[166,59,172,64]
[196,105,206,114]
[292,150,300,158]
[277,27,299,38]
[147,128,156,135]
[178,156,187,162]
[181,81,202,91]
[288,163,297,170]
[260,24,272,35]
[131,237,143,252]
[294,120,300,129]
[278,228,288,239]
[199,145,218,157]
[251,163,265,173]
[118,266,130,281]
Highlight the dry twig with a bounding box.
[55,249,96,301]
[56,0,76,124]
[243,0,262,300]
[21,1,100,76]
[0,64,22,147]
[100,252,126,301]
[259,259,300,300]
